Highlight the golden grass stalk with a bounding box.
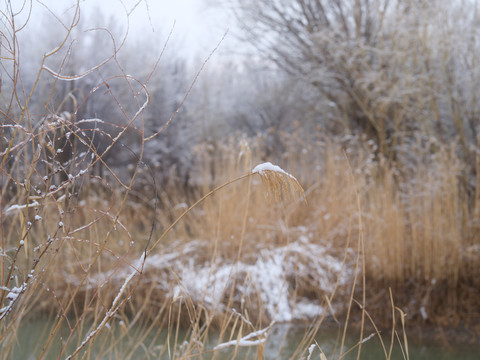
[148,161,304,254]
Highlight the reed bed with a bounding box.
[3,132,478,359]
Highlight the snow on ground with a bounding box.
[113,235,354,323]
[66,232,353,323]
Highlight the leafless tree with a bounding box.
[228,0,480,159]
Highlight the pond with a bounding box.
[8,318,479,359]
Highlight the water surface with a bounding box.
[8,318,479,359]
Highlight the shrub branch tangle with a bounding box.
[232,0,480,162]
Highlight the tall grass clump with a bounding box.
[184,129,480,337]
[230,132,480,335]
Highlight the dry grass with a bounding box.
[124,134,479,332]
[170,133,480,333]
[5,126,478,358]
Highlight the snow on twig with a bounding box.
[307,344,317,360]
[5,201,40,215]
[0,283,28,320]
[213,321,275,351]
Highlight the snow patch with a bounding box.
[420,306,428,320]
[139,239,349,323]
[72,237,350,325]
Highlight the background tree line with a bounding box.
[3,0,479,197]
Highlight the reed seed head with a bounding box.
[252,162,306,202]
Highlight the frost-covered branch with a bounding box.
[213,321,275,351]
[64,253,146,360]
[0,283,28,320]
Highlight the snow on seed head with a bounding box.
[252,162,305,202]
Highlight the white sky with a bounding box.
[109,0,231,58]
[30,0,233,61]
